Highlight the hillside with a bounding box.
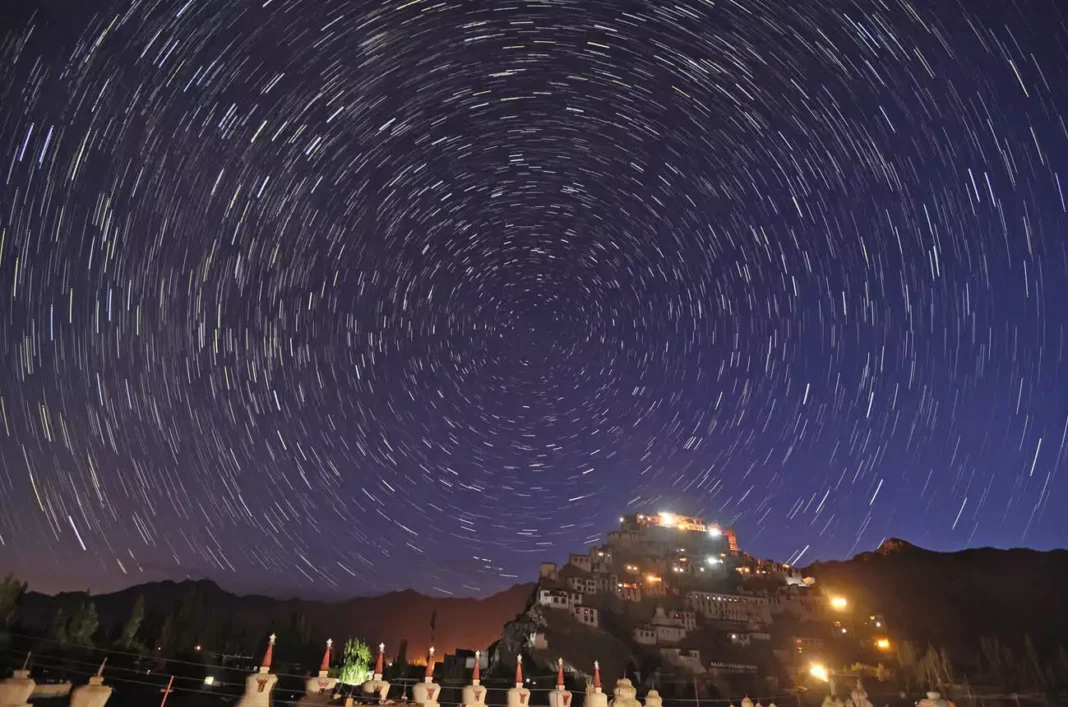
[15,578,535,663]
[803,538,1068,657]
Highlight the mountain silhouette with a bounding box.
[16,578,535,663]
[804,538,1068,657]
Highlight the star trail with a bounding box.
[0,0,1066,598]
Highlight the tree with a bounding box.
[67,602,99,647]
[388,638,408,681]
[846,663,893,683]
[49,608,68,645]
[118,595,145,650]
[1022,634,1051,692]
[338,638,372,685]
[918,645,954,695]
[0,574,26,627]
[159,585,207,655]
[895,640,923,694]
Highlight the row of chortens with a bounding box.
[0,631,934,707]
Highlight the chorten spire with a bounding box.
[259,634,276,674]
[425,647,436,682]
[515,655,523,687]
[472,651,481,684]
[593,661,601,692]
[375,643,385,678]
[556,658,565,688]
[319,639,333,676]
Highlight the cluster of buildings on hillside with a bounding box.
[533,512,889,680]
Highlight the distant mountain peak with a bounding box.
[876,537,917,555]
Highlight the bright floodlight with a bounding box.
[809,664,829,682]
[706,556,720,566]
[659,512,677,527]
[876,638,891,650]
[708,526,722,537]
[830,596,848,610]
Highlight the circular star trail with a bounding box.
[0,0,1066,597]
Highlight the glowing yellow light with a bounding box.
[876,638,891,650]
[830,596,848,610]
[659,512,677,528]
[708,526,722,537]
[809,664,829,682]
[645,574,662,583]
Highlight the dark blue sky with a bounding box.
[0,0,1065,599]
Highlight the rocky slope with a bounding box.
[803,538,1068,657]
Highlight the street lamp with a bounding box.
[809,663,829,682]
[830,596,848,610]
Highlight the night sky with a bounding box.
[0,0,1065,600]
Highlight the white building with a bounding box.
[651,607,697,631]
[643,577,667,598]
[572,604,600,627]
[568,553,592,573]
[674,611,697,630]
[538,589,583,610]
[617,582,642,602]
[687,591,772,625]
[634,626,657,645]
[654,625,686,645]
[567,576,597,595]
[660,649,705,675]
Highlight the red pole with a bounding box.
[159,675,175,707]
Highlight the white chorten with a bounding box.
[70,661,112,707]
[361,643,391,703]
[916,692,956,707]
[506,656,531,707]
[548,658,572,707]
[411,648,440,707]
[643,689,662,707]
[741,697,754,707]
[461,651,486,707]
[609,677,640,707]
[586,662,608,707]
[236,634,278,707]
[0,654,35,707]
[849,681,873,707]
[305,639,337,697]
